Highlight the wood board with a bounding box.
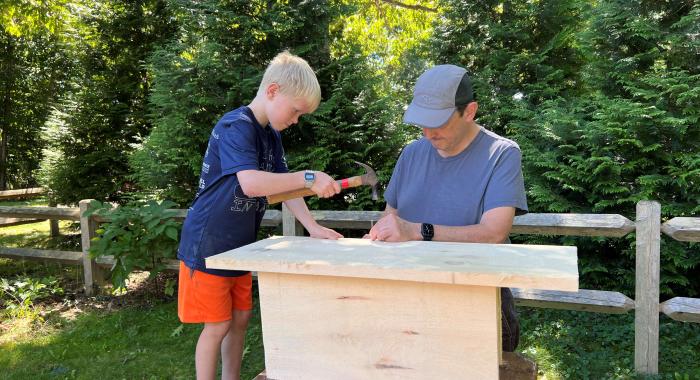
[206,236,578,291]
[258,273,500,380]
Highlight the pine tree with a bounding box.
[41,0,175,205]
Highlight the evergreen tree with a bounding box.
[516,0,700,295]
[0,0,74,190]
[41,0,175,205]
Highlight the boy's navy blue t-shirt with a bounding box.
[177,106,288,277]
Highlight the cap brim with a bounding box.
[403,103,454,128]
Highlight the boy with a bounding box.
[177,51,343,380]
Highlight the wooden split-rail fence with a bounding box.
[0,199,699,375]
[0,188,61,235]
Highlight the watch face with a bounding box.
[422,223,434,239]
[305,172,315,181]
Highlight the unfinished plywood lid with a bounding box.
[206,236,578,291]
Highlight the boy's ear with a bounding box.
[266,83,280,99]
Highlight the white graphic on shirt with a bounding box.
[199,178,206,189]
[212,131,220,140]
[260,151,275,172]
[202,162,210,174]
[231,184,264,212]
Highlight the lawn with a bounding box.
[0,274,265,380]
[1,203,699,379]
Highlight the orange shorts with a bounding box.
[177,261,253,323]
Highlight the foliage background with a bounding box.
[2,0,699,296]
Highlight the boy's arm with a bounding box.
[237,169,340,198]
[283,198,343,239]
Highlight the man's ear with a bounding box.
[265,83,280,99]
[463,101,478,122]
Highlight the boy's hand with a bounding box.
[310,171,341,198]
[308,223,343,240]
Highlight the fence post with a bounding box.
[635,200,661,374]
[282,203,304,236]
[79,199,105,295]
[49,200,60,237]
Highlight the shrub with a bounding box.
[84,199,180,292]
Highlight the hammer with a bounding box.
[266,161,378,205]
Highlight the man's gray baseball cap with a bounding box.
[403,64,474,128]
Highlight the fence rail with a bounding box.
[0,188,56,230]
[0,187,44,200]
[0,200,699,375]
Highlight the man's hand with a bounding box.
[365,213,419,242]
[307,223,343,240]
[310,171,341,199]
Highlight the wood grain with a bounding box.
[259,273,500,380]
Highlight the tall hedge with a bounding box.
[432,0,700,296]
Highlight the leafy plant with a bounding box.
[83,199,181,292]
[0,276,63,320]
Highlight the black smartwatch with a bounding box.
[421,223,434,241]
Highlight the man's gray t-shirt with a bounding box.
[385,126,528,225]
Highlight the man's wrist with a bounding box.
[414,223,423,240]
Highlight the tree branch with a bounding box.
[380,0,437,13]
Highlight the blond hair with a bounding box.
[258,51,321,109]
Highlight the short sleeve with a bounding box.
[219,122,259,175]
[384,148,407,209]
[483,147,528,215]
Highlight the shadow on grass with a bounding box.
[0,284,265,380]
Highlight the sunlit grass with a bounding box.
[0,296,265,380]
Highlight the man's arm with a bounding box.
[368,205,515,243]
[283,197,343,239]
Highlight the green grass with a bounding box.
[0,295,265,380]
[2,294,699,379]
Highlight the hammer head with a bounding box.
[354,161,379,200]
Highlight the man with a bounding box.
[367,64,528,351]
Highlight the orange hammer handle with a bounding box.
[266,175,364,205]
